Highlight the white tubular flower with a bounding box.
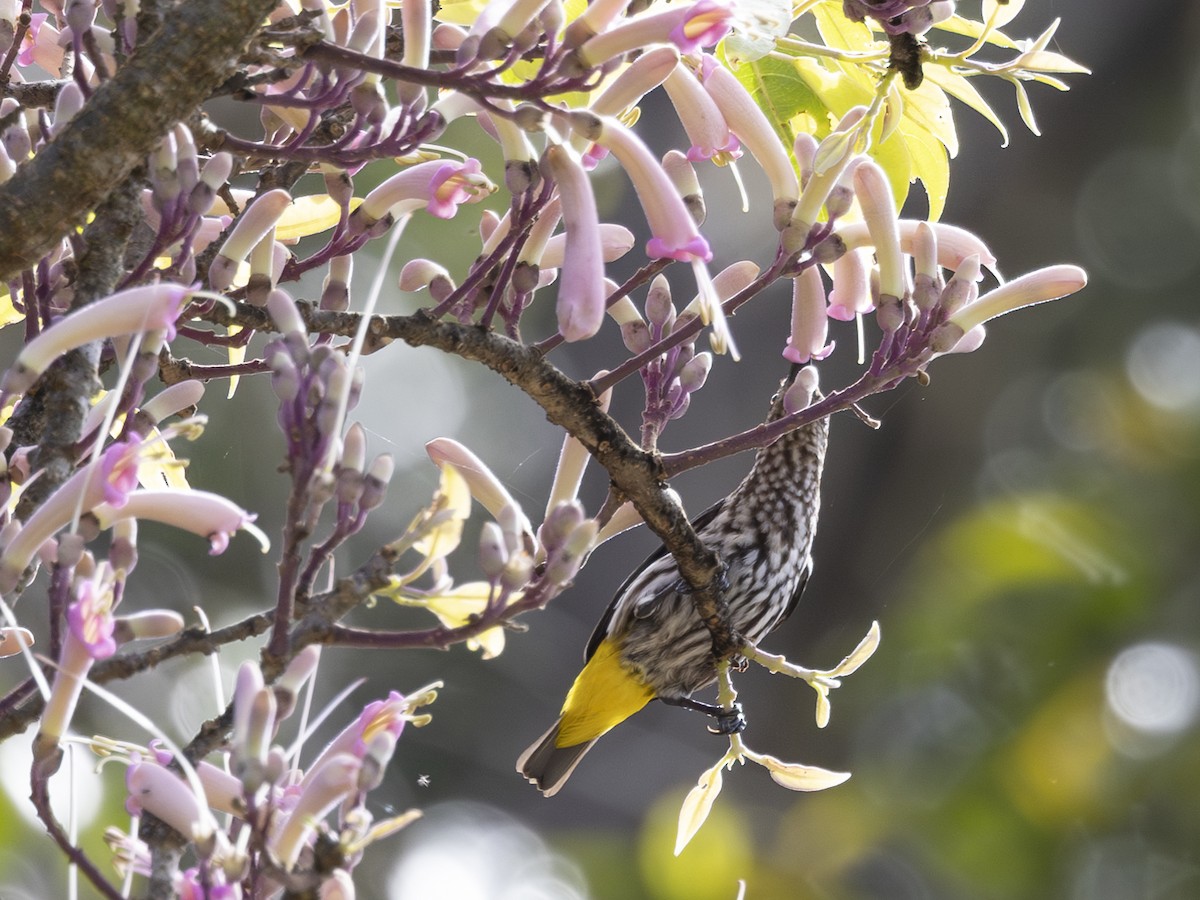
[932,264,1088,353]
[699,55,798,227]
[140,381,205,424]
[836,219,999,275]
[852,160,905,301]
[272,754,362,868]
[91,489,270,556]
[425,438,535,549]
[209,189,293,291]
[1,284,190,396]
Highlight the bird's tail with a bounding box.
[516,719,599,797]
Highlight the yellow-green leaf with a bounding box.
[433,0,487,25]
[675,761,724,855]
[983,0,1025,29]
[923,65,1009,146]
[412,463,472,561]
[1013,78,1040,135]
[0,287,24,331]
[226,324,245,399]
[275,194,358,242]
[137,427,192,491]
[899,118,949,220]
[933,14,1020,49]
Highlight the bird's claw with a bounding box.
[707,702,746,735]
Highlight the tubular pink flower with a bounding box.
[662,149,705,225]
[791,118,865,236]
[663,64,740,163]
[272,753,362,869]
[589,46,680,119]
[67,571,117,660]
[309,692,407,777]
[545,384,611,516]
[398,258,452,294]
[853,160,905,300]
[827,248,873,321]
[699,55,798,227]
[0,440,142,593]
[579,47,679,166]
[349,159,493,233]
[209,189,293,291]
[36,567,118,753]
[91,489,269,556]
[1,284,189,396]
[232,661,265,749]
[836,219,999,274]
[35,632,92,753]
[785,266,834,364]
[576,0,732,68]
[125,758,214,843]
[20,14,65,73]
[542,147,603,342]
[276,645,322,720]
[590,117,711,262]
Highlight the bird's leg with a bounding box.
[660,695,747,734]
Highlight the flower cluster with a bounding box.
[101,655,433,897]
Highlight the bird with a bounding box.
[518,368,829,796]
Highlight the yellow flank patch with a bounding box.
[557,639,655,747]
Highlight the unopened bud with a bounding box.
[500,551,534,592]
[479,521,509,578]
[678,352,711,393]
[113,610,186,643]
[645,275,674,332]
[360,454,393,510]
[783,366,820,414]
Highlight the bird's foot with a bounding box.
[660,695,747,735]
[709,703,746,735]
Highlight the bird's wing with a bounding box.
[583,498,726,661]
[777,557,812,628]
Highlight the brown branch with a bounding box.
[0,0,281,281]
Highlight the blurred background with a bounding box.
[4,1,1200,897]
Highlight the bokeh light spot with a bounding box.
[1125,321,1200,412]
[1105,642,1200,739]
[1075,148,1200,289]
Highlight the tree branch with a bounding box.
[0,0,280,281]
